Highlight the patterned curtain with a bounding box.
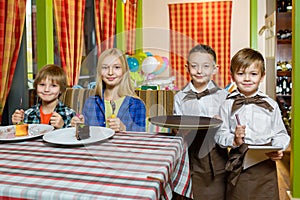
[0,0,26,122]
[124,0,138,55]
[94,0,116,55]
[169,1,232,89]
[53,0,85,86]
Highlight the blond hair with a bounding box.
[95,48,135,98]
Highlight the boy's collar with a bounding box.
[228,90,268,98]
[186,80,219,92]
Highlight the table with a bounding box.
[0,132,192,200]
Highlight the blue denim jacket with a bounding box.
[82,95,146,132]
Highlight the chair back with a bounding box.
[59,88,95,113]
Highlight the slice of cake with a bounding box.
[75,123,90,140]
[15,124,29,137]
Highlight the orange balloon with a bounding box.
[153,55,163,73]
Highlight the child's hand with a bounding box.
[12,109,25,124]
[265,150,284,161]
[71,115,84,127]
[233,125,246,146]
[107,117,126,132]
[212,115,221,120]
[171,129,179,135]
[50,112,64,129]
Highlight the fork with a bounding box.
[110,100,116,118]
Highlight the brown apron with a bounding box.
[188,129,228,200]
[226,145,279,200]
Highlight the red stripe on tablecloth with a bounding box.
[0,169,159,189]
[1,146,177,163]
[0,135,183,186]
[0,158,168,182]
[170,148,191,195]
[1,145,177,173]
[0,133,188,199]
[0,180,155,200]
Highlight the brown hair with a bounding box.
[188,44,217,65]
[230,48,265,76]
[33,64,68,93]
[95,48,135,98]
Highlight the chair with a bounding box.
[59,88,95,113]
[60,88,176,132]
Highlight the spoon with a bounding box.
[110,100,116,118]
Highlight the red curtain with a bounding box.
[0,0,27,122]
[94,0,116,55]
[124,0,138,55]
[53,0,85,86]
[169,1,232,89]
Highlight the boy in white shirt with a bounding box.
[215,48,290,200]
[174,44,228,200]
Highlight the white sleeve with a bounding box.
[173,94,183,115]
[214,101,235,148]
[270,104,290,150]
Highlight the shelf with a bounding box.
[277,71,291,77]
[276,12,292,31]
[277,39,292,44]
[277,94,291,98]
[276,7,292,134]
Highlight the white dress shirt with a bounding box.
[215,90,290,150]
[173,80,228,157]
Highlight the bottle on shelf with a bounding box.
[276,76,283,94]
[277,0,292,12]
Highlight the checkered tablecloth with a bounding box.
[0,132,192,200]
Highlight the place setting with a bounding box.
[0,124,54,142]
[42,124,115,146]
[0,123,115,146]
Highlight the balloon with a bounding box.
[146,73,156,80]
[145,52,153,57]
[130,71,144,88]
[142,56,159,74]
[135,52,147,65]
[161,56,169,68]
[152,61,167,75]
[127,56,139,72]
[152,56,169,75]
[151,55,164,75]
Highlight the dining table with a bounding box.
[0,131,192,200]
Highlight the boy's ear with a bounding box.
[185,63,190,73]
[231,73,236,82]
[212,65,219,75]
[260,73,266,82]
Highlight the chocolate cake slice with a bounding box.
[75,124,90,140]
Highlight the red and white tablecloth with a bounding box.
[0,132,192,200]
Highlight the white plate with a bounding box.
[43,126,115,145]
[0,124,54,141]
